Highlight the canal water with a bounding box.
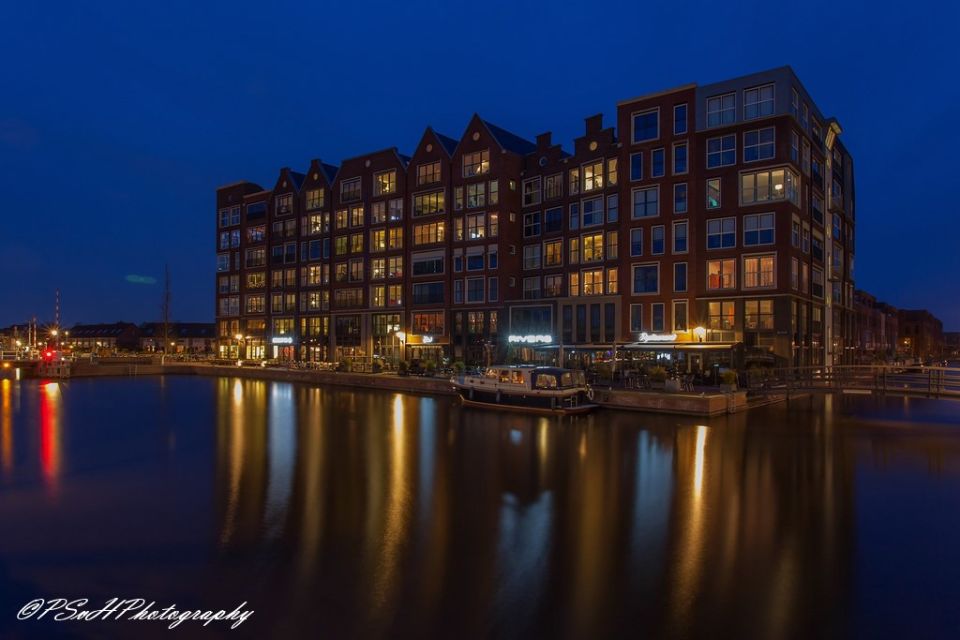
[1,376,959,639]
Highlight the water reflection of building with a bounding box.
[215,378,269,549]
[659,409,855,638]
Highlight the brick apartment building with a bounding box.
[854,290,899,362]
[898,309,944,362]
[216,66,856,371]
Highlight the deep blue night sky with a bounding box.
[1,1,958,329]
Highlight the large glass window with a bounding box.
[582,233,604,263]
[707,134,736,168]
[744,213,775,246]
[462,150,489,177]
[582,197,603,226]
[632,109,659,142]
[417,161,441,185]
[707,217,736,249]
[745,299,774,330]
[707,259,736,289]
[708,301,735,330]
[744,84,775,120]
[523,212,541,237]
[340,178,361,202]
[413,191,445,217]
[522,178,541,206]
[741,168,800,206]
[706,93,735,127]
[583,161,604,191]
[632,264,659,294]
[374,170,397,196]
[631,186,659,218]
[744,127,776,162]
[743,254,776,288]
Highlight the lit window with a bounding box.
[707,259,736,290]
[743,254,776,288]
[373,170,396,196]
[462,150,489,177]
[740,168,799,206]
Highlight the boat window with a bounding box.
[575,371,586,385]
[499,370,511,383]
[560,372,573,387]
[510,371,524,384]
[535,374,558,389]
[485,368,498,379]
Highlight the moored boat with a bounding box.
[451,365,597,415]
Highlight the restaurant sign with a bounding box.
[508,334,553,344]
[637,332,678,343]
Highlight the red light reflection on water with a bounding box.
[39,382,61,493]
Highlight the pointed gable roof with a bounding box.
[481,119,537,155]
[274,167,305,193]
[320,162,338,184]
[435,131,458,155]
[287,170,305,191]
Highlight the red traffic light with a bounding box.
[43,350,55,361]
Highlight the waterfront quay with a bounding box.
[3,357,748,417]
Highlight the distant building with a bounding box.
[854,290,899,362]
[944,332,960,359]
[139,322,216,353]
[66,323,140,352]
[897,310,944,362]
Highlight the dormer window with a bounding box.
[275,194,293,214]
[463,150,490,178]
[340,178,361,203]
[374,170,397,197]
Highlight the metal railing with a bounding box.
[744,365,960,399]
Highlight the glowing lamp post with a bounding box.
[693,326,706,343]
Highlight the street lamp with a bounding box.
[693,326,706,343]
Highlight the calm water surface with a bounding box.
[1,376,960,639]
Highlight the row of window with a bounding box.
[522,158,619,206]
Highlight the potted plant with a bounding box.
[453,360,465,376]
[337,358,351,373]
[424,360,437,377]
[664,375,682,393]
[648,366,668,390]
[720,369,738,392]
[397,360,409,376]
